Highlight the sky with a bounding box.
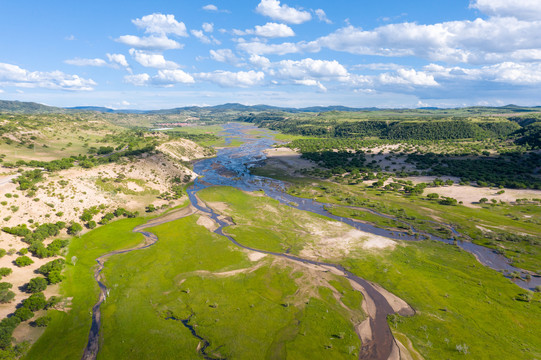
[1,0,541,109]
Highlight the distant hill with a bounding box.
[1,99,541,116]
[0,100,65,114]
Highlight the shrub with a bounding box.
[15,256,34,267]
[0,289,15,304]
[0,283,12,291]
[32,315,52,327]
[0,249,5,258]
[22,293,46,311]
[87,221,97,229]
[67,222,83,235]
[0,268,12,277]
[14,308,34,322]
[27,277,47,293]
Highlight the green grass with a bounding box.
[197,184,541,359]
[343,240,541,359]
[23,218,146,360]
[97,214,362,359]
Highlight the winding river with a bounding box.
[83,122,539,360]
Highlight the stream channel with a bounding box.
[83,122,539,360]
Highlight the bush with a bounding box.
[27,277,47,293]
[32,315,52,327]
[18,248,28,255]
[0,283,12,291]
[0,268,12,277]
[0,249,5,258]
[14,308,34,322]
[427,193,439,200]
[22,293,46,311]
[67,222,83,235]
[87,220,97,229]
[15,256,34,267]
[0,289,15,304]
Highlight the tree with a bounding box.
[32,315,51,327]
[0,268,12,277]
[0,289,15,304]
[27,277,47,293]
[15,256,34,267]
[14,308,34,322]
[427,193,439,200]
[87,220,96,229]
[479,197,488,204]
[67,222,83,235]
[22,293,46,311]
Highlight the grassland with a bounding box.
[197,186,541,360]
[22,218,146,360]
[92,214,362,359]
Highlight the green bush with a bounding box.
[14,308,34,322]
[32,315,52,327]
[15,256,34,267]
[0,268,12,277]
[22,293,46,311]
[27,277,47,293]
[0,289,15,304]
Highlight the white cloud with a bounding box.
[64,58,108,67]
[191,30,220,45]
[106,53,130,68]
[65,35,76,41]
[274,58,349,80]
[132,13,188,37]
[255,0,312,24]
[470,0,541,20]
[210,49,243,66]
[379,69,439,86]
[116,35,183,50]
[315,9,331,24]
[294,79,327,91]
[124,70,194,86]
[233,22,295,38]
[0,89,4,93]
[203,4,218,11]
[129,49,179,69]
[154,69,195,85]
[196,70,265,87]
[202,23,214,33]
[314,17,541,64]
[124,73,151,86]
[254,23,295,38]
[237,40,318,55]
[425,61,541,85]
[249,54,271,69]
[0,62,96,91]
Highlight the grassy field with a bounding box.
[97,214,363,359]
[198,185,541,360]
[22,218,146,360]
[344,240,541,359]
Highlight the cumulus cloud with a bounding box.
[255,22,295,38]
[273,58,349,80]
[132,13,188,36]
[470,0,541,20]
[116,35,183,50]
[0,62,96,91]
[425,61,541,85]
[195,70,265,87]
[64,58,107,67]
[129,49,179,69]
[237,40,318,55]
[255,0,312,24]
[202,22,214,33]
[315,9,332,24]
[294,79,327,91]
[379,69,439,86]
[210,49,243,66]
[249,54,272,69]
[203,4,218,11]
[314,17,541,64]
[124,73,151,86]
[106,53,130,68]
[124,69,194,86]
[191,30,220,44]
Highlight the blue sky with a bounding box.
[1,0,540,109]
